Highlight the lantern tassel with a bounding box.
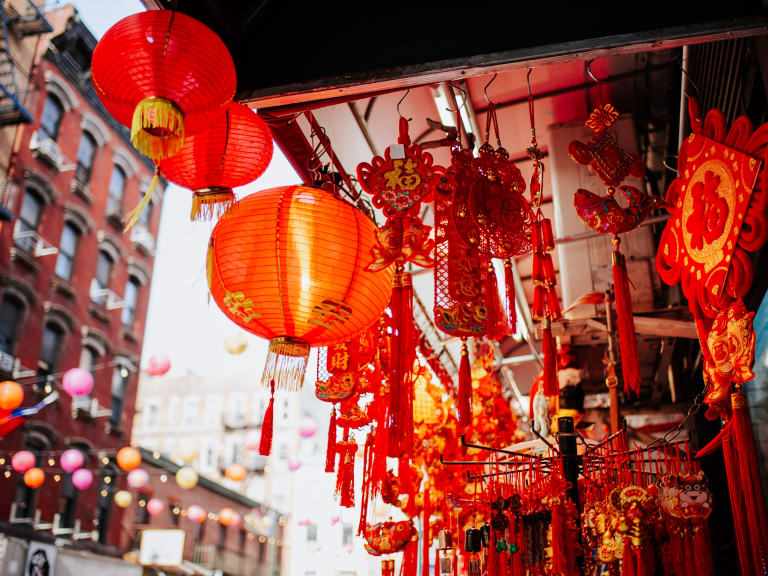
[612,246,641,396]
[131,96,185,161]
[258,380,275,456]
[504,259,517,335]
[336,441,356,508]
[389,270,415,456]
[458,339,472,428]
[401,538,418,576]
[122,168,160,232]
[325,404,337,473]
[191,188,236,222]
[262,337,310,391]
[484,262,508,341]
[542,320,558,397]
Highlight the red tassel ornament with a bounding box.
[325,404,337,473]
[336,438,357,508]
[389,269,415,456]
[612,243,641,395]
[503,260,517,335]
[458,340,472,428]
[401,538,419,576]
[484,263,510,341]
[258,380,275,456]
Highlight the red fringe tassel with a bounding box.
[325,405,337,473]
[422,490,431,576]
[484,263,510,341]
[458,340,472,428]
[401,538,418,576]
[612,248,641,395]
[390,270,415,456]
[258,380,275,456]
[504,260,517,335]
[542,322,558,397]
[336,440,356,508]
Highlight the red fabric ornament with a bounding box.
[325,405,337,473]
[159,101,273,221]
[363,520,416,555]
[92,10,234,163]
[335,438,357,508]
[656,98,768,321]
[259,380,275,456]
[207,186,393,390]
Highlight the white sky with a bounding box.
[69,0,304,377]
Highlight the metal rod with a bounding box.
[460,434,540,459]
[497,354,538,366]
[347,101,379,157]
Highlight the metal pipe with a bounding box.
[497,354,538,366]
[347,101,379,157]
[678,45,690,149]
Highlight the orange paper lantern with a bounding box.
[0,381,23,410]
[218,507,239,526]
[23,467,44,488]
[225,463,247,482]
[159,101,274,221]
[207,185,393,390]
[116,446,142,471]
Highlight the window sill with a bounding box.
[52,277,77,299]
[88,302,111,324]
[72,406,94,422]
[105,421,125,438]
[71,180,94,205]
[105,213,124,232]
[9,247,39,273]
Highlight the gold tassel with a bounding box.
[131,96,185,161]
[122,169,160,232]
[191,188,236,221]
[262,337,310,391]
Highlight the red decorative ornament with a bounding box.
[207,186,393,390]
[159,101,274,221]
[656,98,768,325]
[363,520,417,555]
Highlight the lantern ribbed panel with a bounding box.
[159,102,273,190]
[208,186,393,347]
[91,11,235,136]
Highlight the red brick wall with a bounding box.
[0,52,161,548]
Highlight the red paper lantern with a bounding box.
[92,11,235,162]
[159,101,274,221]
[207,185,393,390]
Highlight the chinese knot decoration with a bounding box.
[656,98,768,327]
[357,116,445,458]
[569,102,658,396]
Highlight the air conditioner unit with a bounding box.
[89,279,127,310]
[72,396,112,419]
[130,223,156,254]
[29,131,62,169]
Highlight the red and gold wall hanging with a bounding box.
[159,101,274,221]
[569,102,664,396]
[207,185,393,392]
[357,116,445,457]
[656,98,768,329]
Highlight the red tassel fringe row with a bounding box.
[258,379,275,456]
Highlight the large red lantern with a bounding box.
[159,101,274,221]
[207,185,393,390]
[92,11,236,229]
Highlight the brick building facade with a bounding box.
[0,3,163,550]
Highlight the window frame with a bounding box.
[122,276,140,326]
[55,222,80,281]
[75,130,97,184]
[40,93,64,141]
[15,190,44,253]
[106,164,127,217]
[0,294,24,356]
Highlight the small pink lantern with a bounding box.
[244,429,261,451]
[11,450,35,473]
[287,456,302,471]
[127,468,149,489]
[145,354,171,376]
[298,416,318,438]
[72,468,94,490]
[187,505,206,523]
[62,368,94,397]
[146,498,165,516]
[60,449,84,473]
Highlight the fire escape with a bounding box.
[0,0,51,126]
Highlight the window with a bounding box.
[280,397,290,421]
[92,250,113,304]
[306,524,317,543]
[201,440,218,471]
[38,323,64,383]
[122,277,140,326]
[183,396,200,426]
[75,131,97,184]
[229,392,246,428]
[144,400,160,429]
[40,94,63,141]
[13,433,46,519]
[226,437,243,466]
[0,295,23,355]
[278,443,288,462]
[95,464,116,544]
[168,395,180,424]
[55,223,80,281]
[253,394,267,424]
[342,524,353,547]
[107,165,126,216]
[136,491,150,525]
[15,190,43,252]
[109,366,127,428]
[138,198,152,228]
[204,395,221,427]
